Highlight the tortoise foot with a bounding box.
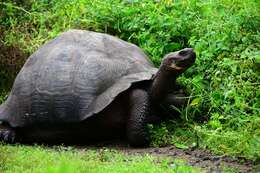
[0,128,16,144]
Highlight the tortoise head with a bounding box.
[162,48,196,74]
[150,48,196,103]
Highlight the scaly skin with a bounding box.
[126,89,150,147]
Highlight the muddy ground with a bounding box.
[84,142,259,173]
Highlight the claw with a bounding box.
[10,135,15,144]
[3,132,9,142]
[0,129,16,144]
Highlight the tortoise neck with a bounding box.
[150,65,178,103]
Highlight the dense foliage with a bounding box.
[0,0,259,160]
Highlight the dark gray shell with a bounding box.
[0,30,157,127]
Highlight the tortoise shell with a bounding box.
[0,30,157,127]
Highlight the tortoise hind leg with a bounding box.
[0,122,17,144]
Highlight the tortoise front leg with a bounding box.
[0,122,17,144]
[147,93,187,124]
[126,89,150,147]
[163,93,188,108]
[147,93,188,122]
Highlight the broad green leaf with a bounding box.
[190,98,200,106]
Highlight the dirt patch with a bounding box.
[85,142,259,173]
[123,146,258,173]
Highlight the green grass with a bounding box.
[0,144,201,173]
[0,0,259,161]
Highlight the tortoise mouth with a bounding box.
[170,63,184,70]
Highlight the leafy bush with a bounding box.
[0,0,259,160]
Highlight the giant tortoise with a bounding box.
[0,30,196,146]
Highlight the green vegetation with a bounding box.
[0,144,202,173]
[0,0,259,164]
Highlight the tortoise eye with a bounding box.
[179,50,188,56]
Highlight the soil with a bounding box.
[123,146,259,173]
[85,142,259,173]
